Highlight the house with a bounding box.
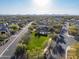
[0,23,10,36]
[36,26,49,35]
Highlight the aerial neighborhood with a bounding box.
[0,0,79,59]
[0,15,79,59]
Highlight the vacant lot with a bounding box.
[25,32,49,59]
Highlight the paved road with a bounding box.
[0,22,32,59]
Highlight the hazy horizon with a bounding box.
[0,0,79,15]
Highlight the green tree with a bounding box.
[10,24,20,31]
[15,44,27,59]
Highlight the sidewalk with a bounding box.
[43,38,52,54]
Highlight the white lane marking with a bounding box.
[0,22,32,57]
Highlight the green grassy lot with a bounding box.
[26,32,49,58]
[27,32,49,49]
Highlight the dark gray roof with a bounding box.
[0,24,9,32]
[37,26,48,31]
[36,26,49,35]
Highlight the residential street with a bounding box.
[0,22,32,59]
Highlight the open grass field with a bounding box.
[26,32,49,57]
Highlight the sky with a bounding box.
[0,0,79,15]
